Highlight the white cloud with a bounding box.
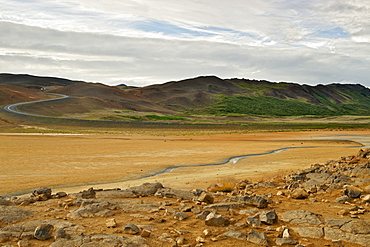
[0,0,369,87]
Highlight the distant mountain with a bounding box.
[131,76,370,116]
[1,73,370,117]
[0,73,84,87]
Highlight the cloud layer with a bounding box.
[1,0,370,87]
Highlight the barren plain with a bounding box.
[1,130,368,197]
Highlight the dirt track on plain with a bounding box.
[1,130,368,197]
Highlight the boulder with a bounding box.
[247,230,268,246]
[34,224,54,240]
[126,182,163,196]
[0,206,33,223]
[123,223,140,235]
[343,185,363,198]
[275,238,297,246]
[227,195,268,208]
[292,227,324,238]
[259,210,278,225]
[197,192,215,204]
[32,187,52,199]
[280,210,323,226]
[224,229,246,240]
[205,212,230,227]
[154,188,194,200]
[290,188,309,199]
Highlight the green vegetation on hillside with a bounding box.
[203,95,370,117]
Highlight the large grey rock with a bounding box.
[343,185,362,198]
[259,210,278,225]
[227,195,268,208]
[34,224,53,240]
[197,192,214,204]
[275,238,297,246]
[205,212,230,227]
[67,204,114,219]
[154,188,194,200]
[292,227,324,238]
[203,202,245,211]
[324,227,370,246]
[126,183,163,196]
[340,220,370,234]
[324,218,352,228]
[124,223,140,235]
[0,206,33,223]
[280,210,322,226]
[32,187,52,199]
[247,230,268,246]
[0,197,14,206]
[224,229,246,240]
[290,188,308,199]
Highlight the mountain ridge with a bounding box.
[1,73,370,117]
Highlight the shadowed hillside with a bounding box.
[132,76,370,116]
[1,73,370,118]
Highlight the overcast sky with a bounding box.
[1,0,370,87]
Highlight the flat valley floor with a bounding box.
[1,130,369,197]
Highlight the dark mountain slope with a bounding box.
[131,76,370,116]
[0,73,84,87]
[131,76,249,110]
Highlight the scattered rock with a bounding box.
[32,187,52,200]
[224,229,246,240]
[0,206,33,223]
[275,238,297,246]
[247,229,268,246]
[259,210,278,225]
[290,188,309,199]
[81,187,96,199]
[106,218,117,228]
[343,185,363,198]
[33,224,53,240]
[205,212,230,227]
[197,192,215,204]
[123,223,140,235]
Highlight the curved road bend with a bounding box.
[2,93,70,118]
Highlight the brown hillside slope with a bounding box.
[131,76,249,110]
[23,82,175,116]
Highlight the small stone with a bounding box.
[17,239,30,247]
[81,187,96,199]
[203,229,212,236]
[343,185,362,198]
[282,228,290,238]
[197,192,215,204]
[106,218,117,228]
[205,212,230,227]
[247,229,268,246]
[141,229,151,237]
[32,187,52,199]
[34,224,53,240]
[173,211,188,220]
[277,191,285,196]
[176,237,185,245]
[179,204,193,212]
[247,217,262,227]
[124,223,140,235]
[224,229,246,240]
[334,195,350,204]
[290,188,309,199]
[337,209,350,216]
[361,194,370,202]
[55,228,70,240]
[196,236,206,243]
[259,210,278,225]
[275,238,297,246]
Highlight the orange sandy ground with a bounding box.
[1,130,368,197]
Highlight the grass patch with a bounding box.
[204,95,336,116]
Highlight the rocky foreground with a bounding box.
[1,149,370,247]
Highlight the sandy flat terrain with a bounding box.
[1,130,369,196]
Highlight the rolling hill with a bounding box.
[1,73,370,118]
[132,76,370,116]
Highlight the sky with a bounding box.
[1,0,370,87]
